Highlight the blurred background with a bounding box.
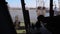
[6,0,60,34]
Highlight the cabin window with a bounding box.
[53,0,60,16]
[6,0,26,34]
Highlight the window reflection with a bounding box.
[53,0,60,16]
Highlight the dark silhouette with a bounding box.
[35,21,41,29]
[45,16,60,34]
[50,0,54,17]
[34,15,44,34]
[21,0,30,34]
[0,0,17,34]
[31,23,35,29]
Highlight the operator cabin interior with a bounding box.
[1,0,60,34]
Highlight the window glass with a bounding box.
[6,0,25,34]
[53,0,59,16]
[25,0,50,24]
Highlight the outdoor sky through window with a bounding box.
[6,0,58,8]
